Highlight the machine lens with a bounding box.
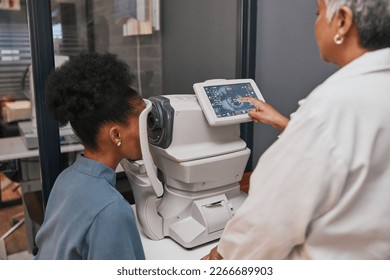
[147,112,156,130]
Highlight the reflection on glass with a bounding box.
[50,0,162,99]
[0,1,43,258]
[0,0,30,102]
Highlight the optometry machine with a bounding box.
[121,79,264,248]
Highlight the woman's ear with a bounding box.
[109,126,122,147]
[335,6,354,38]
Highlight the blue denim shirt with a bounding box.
[35,155,145,260]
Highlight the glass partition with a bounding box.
[49,0,240,97]
[0,0,243,259]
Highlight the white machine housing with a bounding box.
[121,94,250,248]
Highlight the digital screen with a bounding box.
[203,83,257,118]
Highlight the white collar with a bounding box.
[324,48,390,85]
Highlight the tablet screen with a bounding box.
[203,82,256,118]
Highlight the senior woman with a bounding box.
[203,0,390,260]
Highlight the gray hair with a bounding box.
[323,0,390,49]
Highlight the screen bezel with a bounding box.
[193,79,264,126]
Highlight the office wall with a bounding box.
[161,0,239,94]
[252,0,338,166]
[90,0,163,98]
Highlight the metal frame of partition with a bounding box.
[26,0,61,206]
[239,0,258,171]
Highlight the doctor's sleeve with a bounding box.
[217,108,348,259]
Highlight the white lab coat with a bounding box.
[218,48,390,259]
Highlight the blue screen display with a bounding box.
[203,83,256,118]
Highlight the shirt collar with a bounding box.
[324,47,390,85]
[72,155,117,187]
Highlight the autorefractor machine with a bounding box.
[121,79,264,248]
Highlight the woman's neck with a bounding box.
[337,46,368,68]
[83,148,119,171]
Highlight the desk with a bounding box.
[139,229,217,260]
[0,136,84,161]
[0,136,126,173]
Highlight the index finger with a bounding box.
[239,96,257,104]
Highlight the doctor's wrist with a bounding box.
[272,116,289,132]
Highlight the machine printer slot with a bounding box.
[201,199,233,234]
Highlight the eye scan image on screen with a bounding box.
[203,83,257,118]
